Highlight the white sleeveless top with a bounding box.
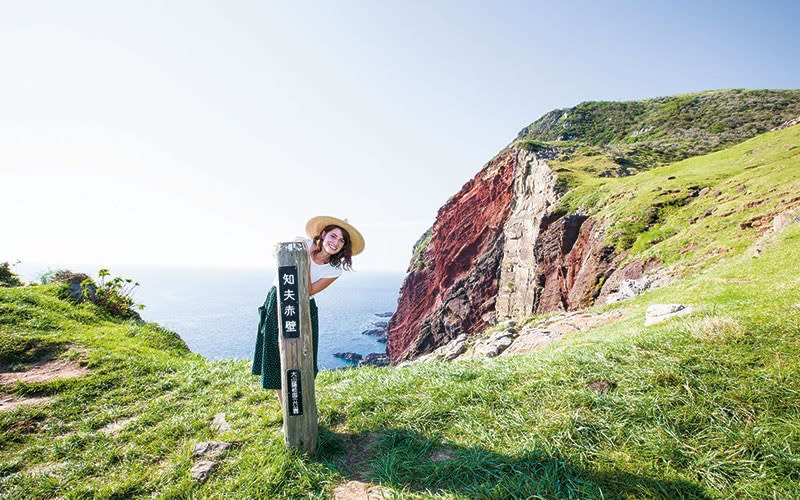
[272,237,342,295]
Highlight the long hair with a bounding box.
[311,224,353,270]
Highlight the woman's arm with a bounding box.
[310,277,337,296]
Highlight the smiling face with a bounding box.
[321,227,347,255]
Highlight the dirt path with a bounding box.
[0,356,90,412]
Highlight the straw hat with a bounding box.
[305,216,365,255]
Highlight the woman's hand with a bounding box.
[294,237,310,250]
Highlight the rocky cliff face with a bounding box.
[387,90,800,363]
[494,148,560,320]
[388,145,614,362]
[387,147,658,363]
[386,148,516,363]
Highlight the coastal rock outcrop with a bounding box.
[386,91,800,364]
[386,146,625,363]
[386,147,629,363]
[386,148,518,363]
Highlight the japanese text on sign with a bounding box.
[277,265,300,338]
[287,369,303,416]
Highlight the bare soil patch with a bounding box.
[0,394,52,412]
[0,353,90,412]
[335,431,381,481]
[99,416,138,435]
[26,462,66,476]
[333,480,388,500]
[331,431,389,499]
[0,358,89,386]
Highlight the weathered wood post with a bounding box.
[276,242,318,454]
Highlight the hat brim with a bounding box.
[305,216,365,256]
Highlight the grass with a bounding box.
[552,123,800,273]
[1,223,799,498]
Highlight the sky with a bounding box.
[2,0,799,276]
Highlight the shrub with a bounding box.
[83,269,144,320]
[0,261,24,287]
[47,268,144,320]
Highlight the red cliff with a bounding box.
[386,148,517,363]
[386,147,654,363]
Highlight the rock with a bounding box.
[372,321,388,328]
[604,276,656,304]
[772,116,800,130]
[429,447,456,461]
[374,312,394,318]
[472,329,516,358]
[191,460,216,482]
[772,210,799,232]
[211,413,231,434]
[193,441,231,459]
[361,328,386,337]
[503,310,623,356]
[474,337,514,358]
[442,334,468,360]
[359,353,389,367]
[586,379,617,393]
[334,352,363,363]
[501,327,554,354]
[495,150,562,321]
[645,304,692,326]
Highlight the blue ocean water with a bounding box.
[127,268,403,370]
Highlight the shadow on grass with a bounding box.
[315,427,711,499]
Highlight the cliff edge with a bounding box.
[387,89,800,362]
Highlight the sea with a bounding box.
[20,266,405,371]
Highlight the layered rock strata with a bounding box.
[386,148,654,363]
[386,148,517,363]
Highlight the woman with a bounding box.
[252,215,365,393]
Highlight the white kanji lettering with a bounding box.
[283,289,296,301]
[282,273,295,285]
[283,304,296,317]
[285,320,297,333]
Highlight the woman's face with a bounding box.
[321,227,346,255]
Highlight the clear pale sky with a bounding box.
[2,1,798,273]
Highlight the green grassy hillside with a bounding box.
[517,89,800,174]
[554,122,800,278]
[2,125,799,498]
[2,226,798,498]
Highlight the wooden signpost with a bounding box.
[276,242,318,454]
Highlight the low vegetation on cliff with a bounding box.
[517,89,800,174]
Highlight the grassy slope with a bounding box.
[556,123,800,274]
[516,89,800,174]
[1,129,799,498]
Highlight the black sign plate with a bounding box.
[287,369,303,416]
[277,265,300,338]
